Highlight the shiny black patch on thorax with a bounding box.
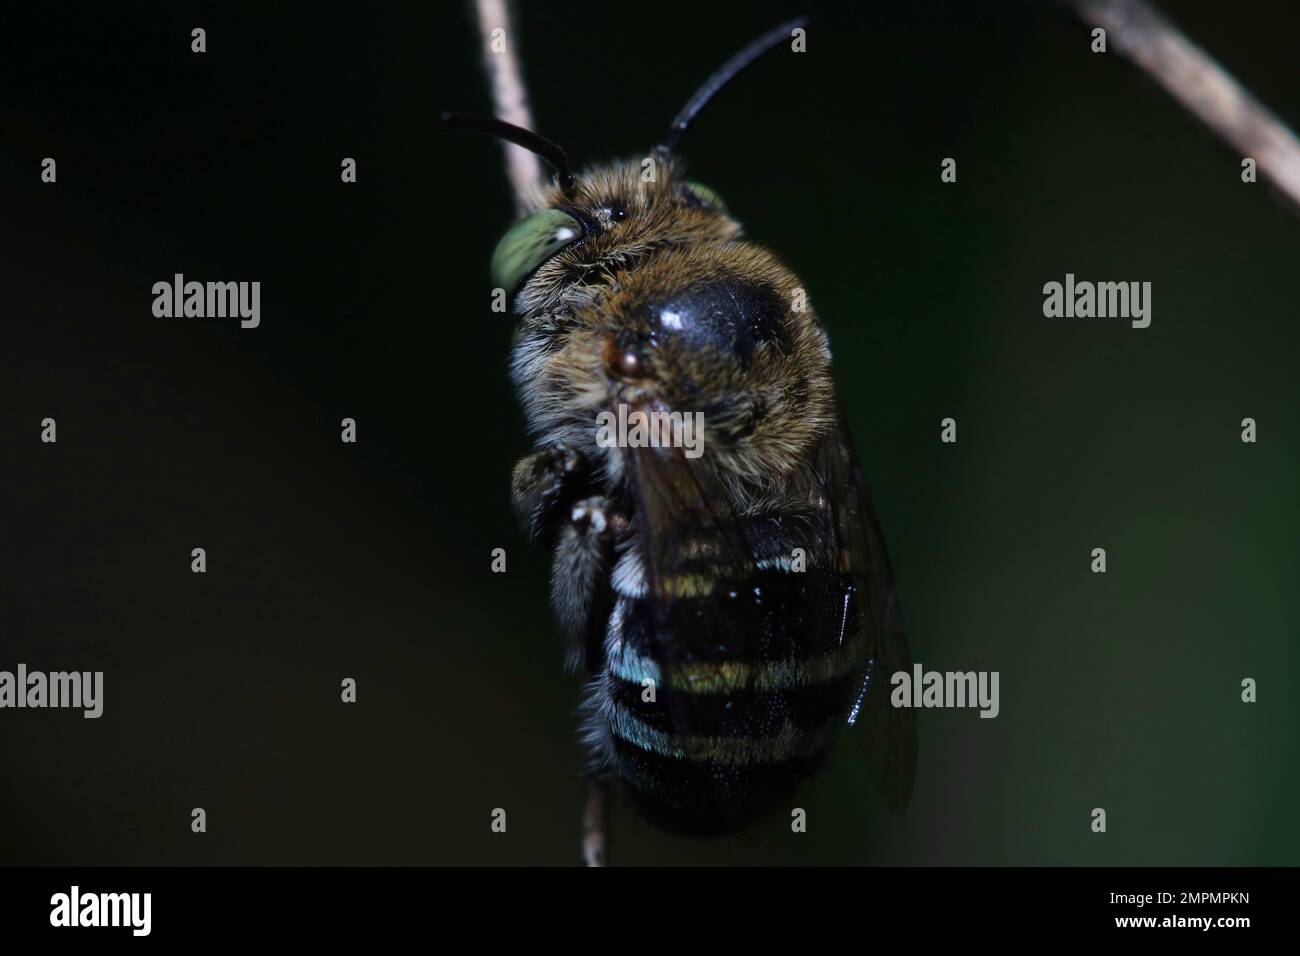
[644,278,788,363]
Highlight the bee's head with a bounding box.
[443,16,807,314]
[496,156,741,314]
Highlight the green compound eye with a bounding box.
[682,181,727,213]
[490,208,583,294]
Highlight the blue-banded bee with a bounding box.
[447,18,915,857]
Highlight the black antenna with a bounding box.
[441,112,576,193]
[661,16,808,153]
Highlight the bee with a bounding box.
[446,17,915,858]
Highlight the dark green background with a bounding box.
[0,0,1295,865]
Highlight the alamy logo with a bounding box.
[1042,273,1151,328]
[152,274,260,328]
[0,664,103,718]
[50,886,151,936]
[596,403,705,460]
[891,664,1000,718]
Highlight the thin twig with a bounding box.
[475,0,542,214]
[581,779,607,867]
[1059,0,1300,214]
[473,0,609,865]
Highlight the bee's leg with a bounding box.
[511,443,590,542]
[555,497,622,866]
[551,496,624,673]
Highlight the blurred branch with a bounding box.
[475,0,541,214]
[1058,0,1300,215]
[582,779,607,867]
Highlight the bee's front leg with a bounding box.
[511,443,590,542]
[515,464,626,864]
[552,495,626,674]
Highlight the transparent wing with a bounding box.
[817,414,917,812]
[618,399,914,818]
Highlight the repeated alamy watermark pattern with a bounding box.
[1042,273,1151,328]
[596,403,705,459]
[892,664,1000,718]
[0,664,103,718]
[152,274,260,328]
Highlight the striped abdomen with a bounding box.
[590,529,869,834]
